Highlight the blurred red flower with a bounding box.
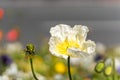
[6,28,19,42]
[0,8,4,20]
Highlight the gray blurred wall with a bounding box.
[0,0,120,47]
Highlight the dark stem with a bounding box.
[68,56,72,80]
[29,58,38,80]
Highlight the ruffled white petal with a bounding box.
[82,40,96,54]
[73,25,89,41]
[50,24,71,41]
[67,47,89,58]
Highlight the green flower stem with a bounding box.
[29,58,38,80]
[112,58,116,80]
[68,56,72,80]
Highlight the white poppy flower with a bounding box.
[48,24,96,59]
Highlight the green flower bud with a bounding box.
[104,66,112,76]
[26,43,35,55]
[95,62,105,73]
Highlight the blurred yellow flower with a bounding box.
[55,62,66,74]
[19,62,31,72]
[49,24,96,59]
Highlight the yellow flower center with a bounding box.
[56,39,80,55]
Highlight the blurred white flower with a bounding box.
[71,55,96,72]
[54,74,64,80]
[4,63,18,76]
[49,24,96,59]
[0,75,9,80]
[19,72,46,80]
[5,42,23,54]
[96,42,106,55]
[105,58,120,73]
[36,73,46,80]
[115,58,120,73]
[1,62,46,80]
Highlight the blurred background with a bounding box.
[0,0,120,80]
[0,0,120,46]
